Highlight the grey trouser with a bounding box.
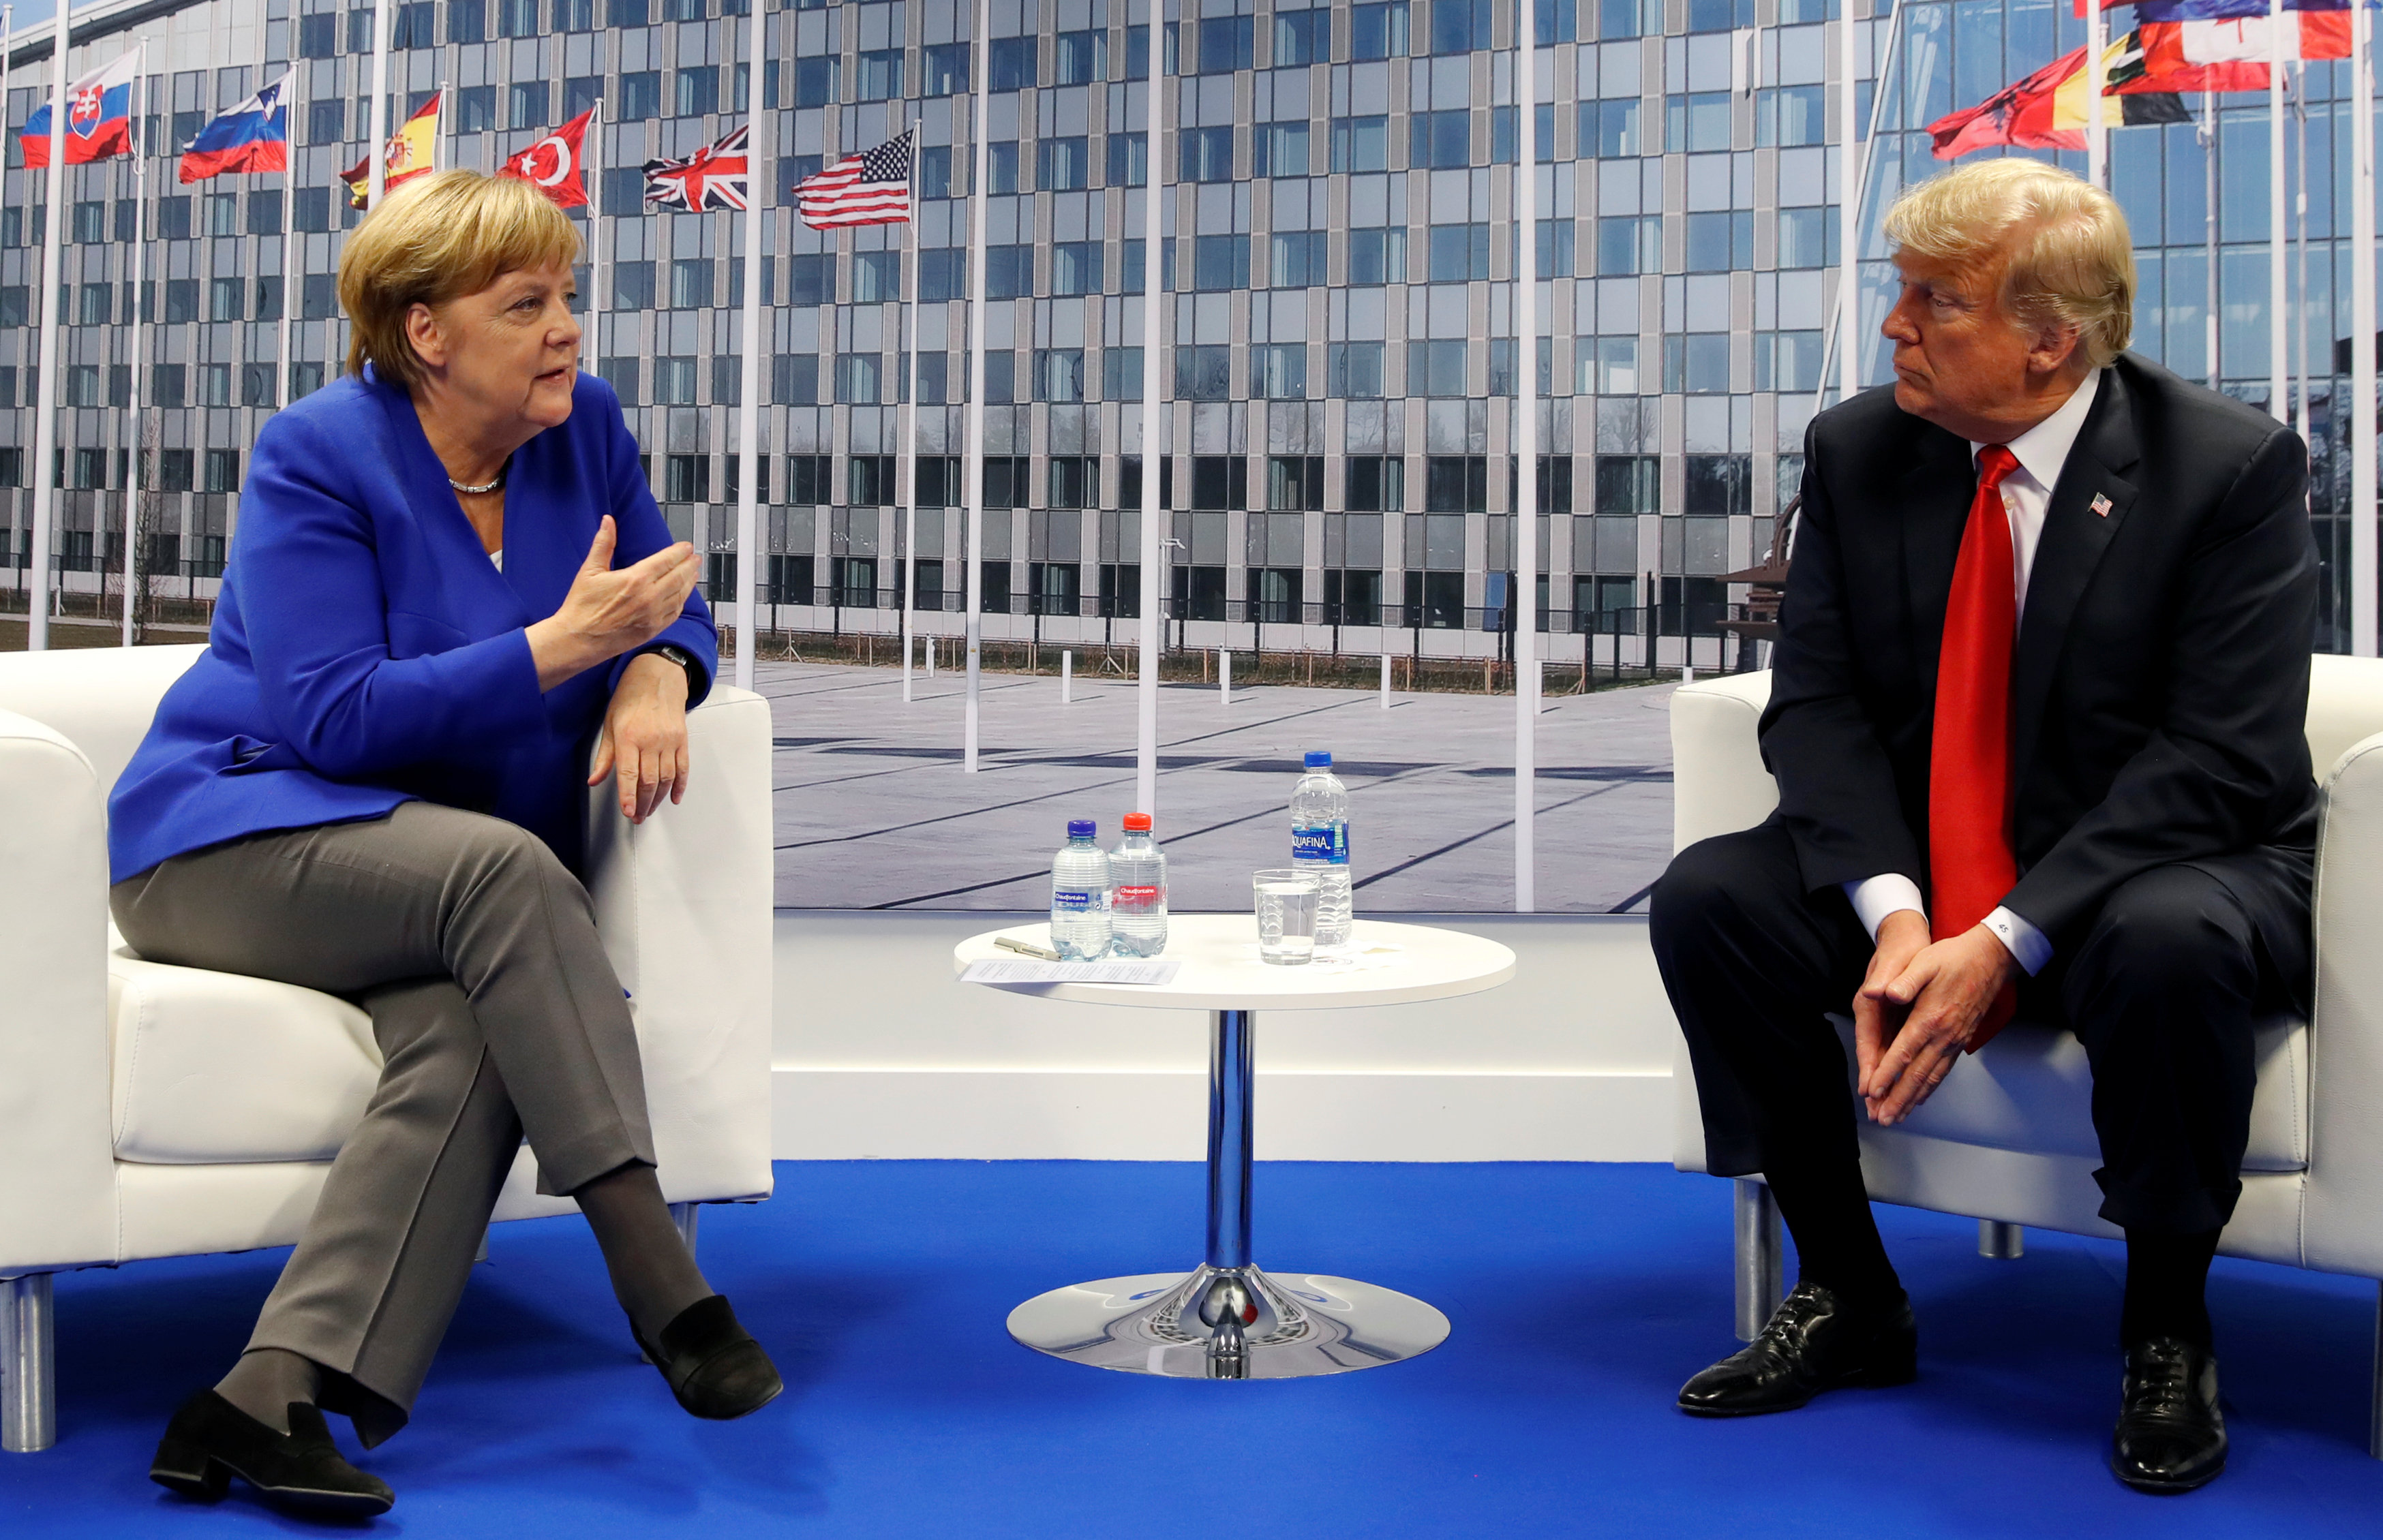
[110,800,654,1447]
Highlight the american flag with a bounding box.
[796,131,913,229]
[642,125,749,212]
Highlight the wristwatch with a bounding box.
[650,643,701,692]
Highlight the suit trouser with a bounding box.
[109,800,654,1448]
[1650,820,2313,1239]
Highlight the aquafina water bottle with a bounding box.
[1049,819,1112,959]
[1109,813,1169,957]
[1290,751,1353,949]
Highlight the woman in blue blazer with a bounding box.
[110,172,779,1519]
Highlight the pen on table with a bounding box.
[995,936,1062,961]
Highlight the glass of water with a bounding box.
[1252,869,1322,966]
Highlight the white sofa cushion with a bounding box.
[1834,1013,2308,1173]
[110,950,382,1165]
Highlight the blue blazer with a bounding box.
[108,366,717,884]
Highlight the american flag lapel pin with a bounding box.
[2091,493,2114,519]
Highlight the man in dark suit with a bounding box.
[1650,158,2315,1494]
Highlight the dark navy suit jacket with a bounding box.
[109,365,716,883]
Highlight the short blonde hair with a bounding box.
[1883,158,2135,368]
[338,170,582,390]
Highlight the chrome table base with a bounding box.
[1008,1009,1450,1380]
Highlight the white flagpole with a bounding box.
[123,39,146,647]
[278,75,294,409]
[2352,0,2376,657]
[1515,0,1537,914]
[436,77,449,172]
[1836,0,1859,405]
[900,117,921,705]
[2086,0,2106,189]
[1134,0,1164,816]
[963,0,990,773]
[585,98,603,375]
[2266,0,2286,424]
[733,8,764,692]
[367,0,390,207]
[29,10,72,650]
[2294,65,2310,437]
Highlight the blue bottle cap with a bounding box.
[1304,751,1332,769]
[1067,819,1096,839]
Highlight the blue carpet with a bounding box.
[4,1161,2381,1537]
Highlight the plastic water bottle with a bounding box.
[1049,819,1112,960]
[1290,751,1354,949]
[1110,813,1169,957]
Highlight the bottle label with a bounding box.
[1052,889,1097,912]
[1114,884,1163,909]
[1292,825,1349,865]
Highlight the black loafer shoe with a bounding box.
[2111,1338,2227,1494]
[1678,1282,1917,1417]
[633,1294,783,1420]
[149,1390,394,1518]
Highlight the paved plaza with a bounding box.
[761,659,1682,913]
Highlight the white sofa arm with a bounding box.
[0,708,119,1274]
[0,643,204,795]
[2300,730,2383,1276]
[1670,672,1778,856]
[581,685,775,1206]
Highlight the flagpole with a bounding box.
[2351,0,2376,658]
[278,75,294,410]
[367,0,390,207]
[1515,0,1538,914]
[1134,0,1164,816]
[437,76,449,173]
[962,0,990,775]
[2293,65,2310,440]
[123,38,145,647]
[1836,0,1859,405]
[29,5,73,650]
[2266,0,2286,424]
[900,117,920,706]
[732,3,764,693]
[2086,0,2105,188]
[586,98,603,376]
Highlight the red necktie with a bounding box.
[1929,445,2021,1047]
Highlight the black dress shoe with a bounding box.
[633,1295,783,1420]
[2110,1338,2227,1494]
[149,1390,394,1518]
[1677,1282,1917,1417]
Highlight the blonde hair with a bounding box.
[337,170,583,390]
[1883,158,2135,368]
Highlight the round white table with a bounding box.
[954,914,1516,1381]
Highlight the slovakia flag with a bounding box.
[180,72,292,183]
[21,51,138,167]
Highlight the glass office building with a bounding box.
[0,0,2376,657]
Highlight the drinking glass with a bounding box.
[1252,869,1322,965]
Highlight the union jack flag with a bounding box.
[642,125,749,212]
[796,131,914,229]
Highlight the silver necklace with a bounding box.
[448,458,508,495]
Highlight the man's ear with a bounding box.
[2027,320,2084,378]
[403,303,446,371]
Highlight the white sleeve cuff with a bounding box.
[1983,905,2054,976]
[1841,874,1927,941]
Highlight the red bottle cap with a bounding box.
[1122,812,1153,832]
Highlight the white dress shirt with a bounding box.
[1840,367,2104,976]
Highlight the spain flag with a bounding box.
[340,93,440,209]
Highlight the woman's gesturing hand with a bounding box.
[590,652,691,822]
[528,517,700,691]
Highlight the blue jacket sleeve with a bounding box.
[596,392,720,705]
[236,404,548,781]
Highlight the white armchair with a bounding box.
[0,644,774,1453]
[1669,657,2383,1454]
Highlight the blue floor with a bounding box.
[5,1161,2382,1537]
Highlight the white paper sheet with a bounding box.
[961,959,1185,986]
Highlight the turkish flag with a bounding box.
[500,109,592,209]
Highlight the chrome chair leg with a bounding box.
[1,1274,56,1453]
[1978,1220,2024,1260]
[670,1201,700,1261]
[1733,1179,1785,1342]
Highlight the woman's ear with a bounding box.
[404,303,447,371]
